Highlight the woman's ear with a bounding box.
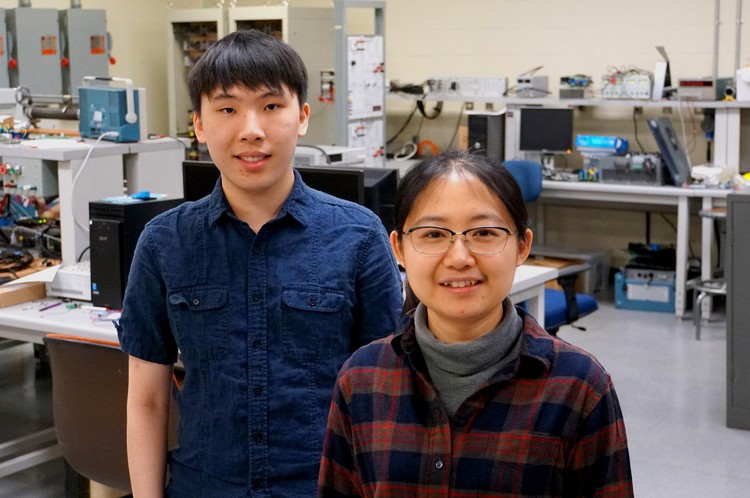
[390,230,404,267]
[516,228,533,267]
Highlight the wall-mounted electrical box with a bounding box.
[6,7,63,95]
[59,8,110,95]
[0,9,10,88]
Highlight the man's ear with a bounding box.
[193,112,207,143]
[298,103,311,137]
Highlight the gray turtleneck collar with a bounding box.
[414,298,523,417]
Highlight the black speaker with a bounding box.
[467,112,505,162]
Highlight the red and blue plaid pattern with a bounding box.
[319,310,633,497]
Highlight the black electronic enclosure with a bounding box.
[182,161,399,231]
[519,107,574,153]
[467,112,505,162]
[89,197,183,309]
[647,117,692,186]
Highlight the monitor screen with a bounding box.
[647,117,692,186]
[519,107,574,153]
[298,167,366,205]
[183,160,219,201]
[181,161,367,205]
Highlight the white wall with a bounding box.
[1,0,739,267]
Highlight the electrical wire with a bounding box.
[386,102,419,146]
[71,132,120,234]
[632,108,645,153]
[416,100,443,120]
[447,103,466,149]
[295,144,332,165]
[674,96,693,169]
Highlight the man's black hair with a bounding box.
[188,29,308,114]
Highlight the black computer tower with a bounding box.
[89,197,183,309]
[467,112,505,162]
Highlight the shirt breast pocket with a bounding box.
[168,286,229,360]
[481,431,564,494]
[281,287,346,362]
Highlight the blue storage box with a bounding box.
[615,270,675,313]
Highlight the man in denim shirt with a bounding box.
[117,30,403,497]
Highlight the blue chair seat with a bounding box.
[544,288,598,334]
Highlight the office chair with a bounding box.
[503,160,599,334]
[43,334,179,495]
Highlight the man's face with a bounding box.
[193,84,310,203]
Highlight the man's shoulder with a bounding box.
[140,198,207,240]
[303,185,379,222]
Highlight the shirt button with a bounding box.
[252,292,261,301]
[252,246,261,254]
[253,432,263,443]
[192,298,200,306]
[254,386,263,396]
[308,297,318,306]
[252,339,262,349]
[434,458,444,470]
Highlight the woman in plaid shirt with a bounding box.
[319,150,633,497]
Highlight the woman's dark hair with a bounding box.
[188,29,308,114]
[394,150,530,314]
[394,150,530,241]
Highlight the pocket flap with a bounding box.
[169,287,228,311]
[282,288,344,313]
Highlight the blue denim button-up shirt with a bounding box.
[117,170,403,497]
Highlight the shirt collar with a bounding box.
[206,169,314,227]
[391,306,554,374]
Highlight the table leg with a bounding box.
[674,196,689,317]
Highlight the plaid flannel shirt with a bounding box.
[319,308,633,497]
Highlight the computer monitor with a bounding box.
[519,107,574,153]
[181,161,366,205]
[647,117,692,186]
[298,167,366,205]
[181,161,400,229]
[182,160,219,201]
[362,167,399,232]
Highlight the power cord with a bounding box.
[71,131,120,234]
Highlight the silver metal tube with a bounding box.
[71,0,82,8]
[714,0,721,83]
[27,105,80,121]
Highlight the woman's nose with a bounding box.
[442,235,475,268]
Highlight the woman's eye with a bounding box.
[423,230,447,239]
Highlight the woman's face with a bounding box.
[391,171,532,343]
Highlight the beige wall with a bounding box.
[1,0,738,268]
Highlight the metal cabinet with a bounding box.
[727,191,750,430]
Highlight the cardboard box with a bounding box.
[524,256,585,293]
[0,281,47,308]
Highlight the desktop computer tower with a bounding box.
[89,197,183,309]
[467,111,505,162]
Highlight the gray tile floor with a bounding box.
[1,299,749,497]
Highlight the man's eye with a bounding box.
[266,103,279,111]
[220,107,235,114]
